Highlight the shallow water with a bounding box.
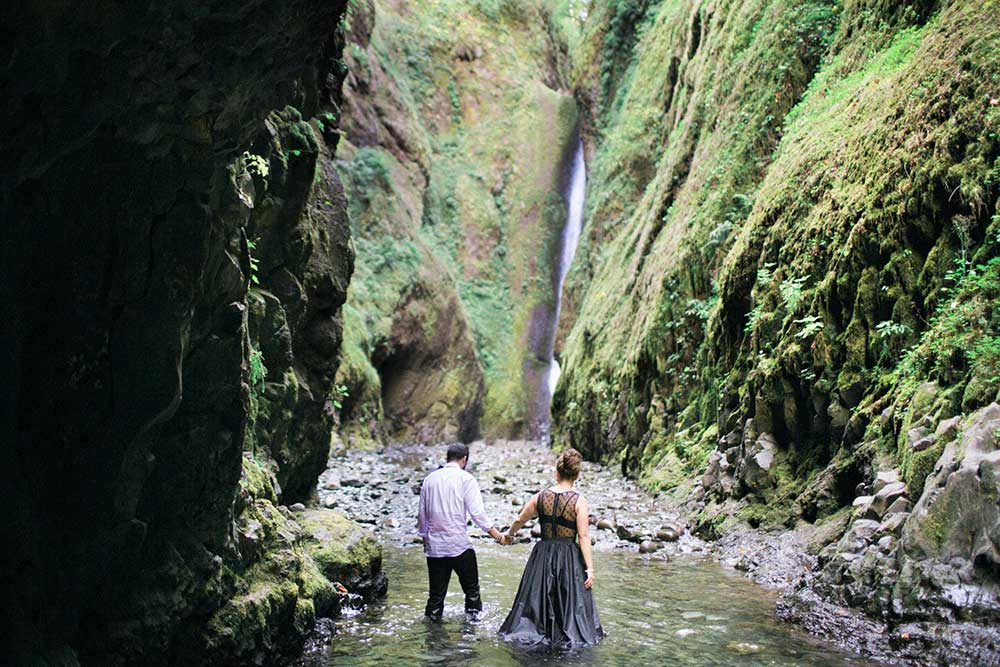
[297,541,877,667]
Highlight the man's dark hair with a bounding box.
[446,443,470,462]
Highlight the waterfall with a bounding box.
[547,138,586,400]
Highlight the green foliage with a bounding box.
[744,304,764,334]
[875,320,910,339]
[793,314,824,340]
[779,274,809,313]
[247,238,261,286]
[249,348,268,387]
[242,151,269,179]
[332,383,349,410]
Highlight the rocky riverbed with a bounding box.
[310,437,1000,667]
[316,439,701,557]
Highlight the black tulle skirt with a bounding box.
[498,538,604,648]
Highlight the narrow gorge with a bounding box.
[4,0,999,666]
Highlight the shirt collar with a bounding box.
[444,461,461,469]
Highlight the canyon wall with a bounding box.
[556,0,999,647]
[2,2,384,664]
[332,0,582,444]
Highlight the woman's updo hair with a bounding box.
[556,448,583,481]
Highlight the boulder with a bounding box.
[739,432,777,491]
[299,509,388,601]
[872,469,901,495]
[639,540,662,554]
[616,524,642,543]
[934,414,963,442]
[852,495,879,521]
[883,497,911,515]
[597,518,617,531]
[907,423,933,452]
[657,526,681,542]
[895,403,1000,620]
[870,481,907,516]
[878,512,908,537]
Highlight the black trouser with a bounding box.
[425,548,482,619]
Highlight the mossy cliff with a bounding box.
[555,0,1000,646]
[2,2,383,664]
[333,0,582,444]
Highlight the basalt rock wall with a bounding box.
[2,2,384,664]
[555,0,1000,647]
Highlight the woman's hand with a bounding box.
[583,568,594,590]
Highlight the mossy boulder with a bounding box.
[894,403,1000,622]
[299,508,388,600]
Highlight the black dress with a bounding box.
[498,489,605,648]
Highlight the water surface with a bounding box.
[298,541,876,667]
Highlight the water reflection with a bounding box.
[295,542,877,667]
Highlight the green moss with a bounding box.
[555,0,1000,532]
[336,0,584,438]
[298,509,382,586]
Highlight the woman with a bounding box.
[498,448,605,648]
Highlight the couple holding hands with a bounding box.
[417,443,605,648]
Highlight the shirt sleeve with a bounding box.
[417,481,428,538]
[463,474,493,534]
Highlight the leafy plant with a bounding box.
[744,304,764,334]
[249,349,268,387]
[793,314,824,339]
[247,238,261,286]
[756,262,776,289]
[876,320,911,339]
[333,383,349,410]
[241,152,269,179]
[779,274,809,312]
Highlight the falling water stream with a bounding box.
[546,137,586,400]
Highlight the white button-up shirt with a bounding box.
[417,462,494,558]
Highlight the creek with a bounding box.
[297,442,879,667]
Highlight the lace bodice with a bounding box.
[537,489,580,539]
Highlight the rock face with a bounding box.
[331,0,579,444]
[2,1,384,664]
[895,403,1000,621]
[546,0,1000,653]
[556,3,1000,522]
[808,404,1000,661]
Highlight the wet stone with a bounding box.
[884,497,910,515]
[639,540,661,554]
[872,470,901,495]
[657,527,681,542]
[728,641,763,655]
[290,503,306,512]
[871,481,907,516]
[878,512,908,536]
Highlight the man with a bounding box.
[417,443,501,620]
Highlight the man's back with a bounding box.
[418,462,491,558]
